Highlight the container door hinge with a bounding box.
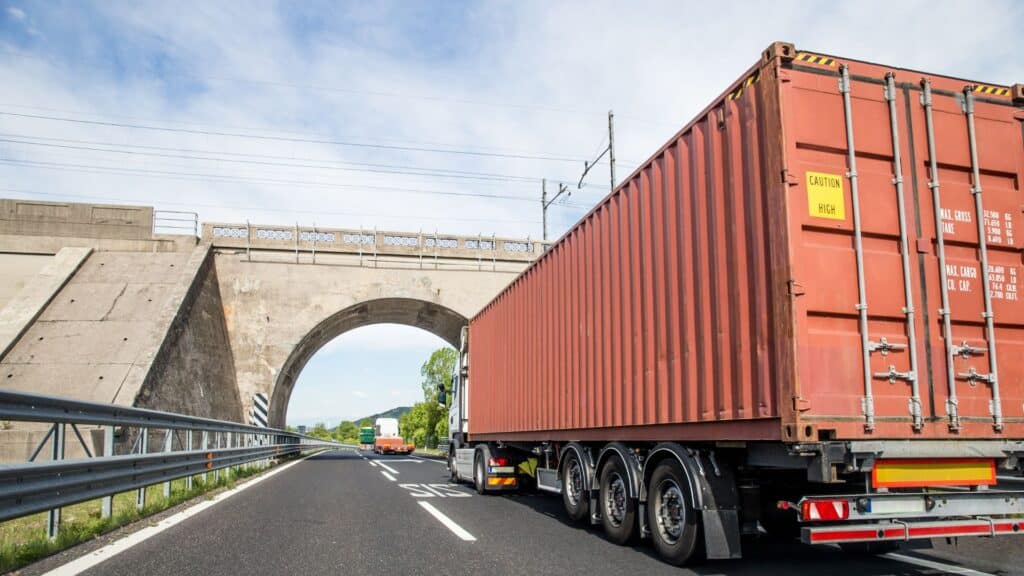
[873,365,915,383]
[957,367,995,386]
[793,396,811,412]
[782,170,800,186]
[787,279,805,297]
[952,340,986,359]
[868,337,906,356]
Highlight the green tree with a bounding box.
[359,418,372,428]
[420,347,457,405]
[394,347,456,449]
[334,420,358,442]
[308,422,331,440]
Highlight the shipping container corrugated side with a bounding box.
[468,43,1024,444]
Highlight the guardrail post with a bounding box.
[214,432,221,482]
[101,425,114,518]
[163,429,173,499]
[136,428,148,512]
[46,423,65,539]
[185,430,194,491]
[201,430,209,484]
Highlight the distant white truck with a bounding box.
[374,418,399,438]
[373,417,413,455]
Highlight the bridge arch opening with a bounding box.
[269,297,466,427]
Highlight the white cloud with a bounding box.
[1,2,1021,243]
[0,1,1019,244]
[390,390,401,397]
[7,6,25,20]
[351,390,368,399]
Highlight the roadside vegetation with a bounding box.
[0,458,286,573]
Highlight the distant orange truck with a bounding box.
[374,437,414,455]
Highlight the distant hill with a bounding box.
[355,406,411,424]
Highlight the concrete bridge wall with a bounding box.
[0,199,535,457]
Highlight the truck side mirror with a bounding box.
[437,382,447,406]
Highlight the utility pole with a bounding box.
[541,178,569,241]
[577,109,617,194]
[607,110,616,193]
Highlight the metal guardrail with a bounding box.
[0,390,342,538]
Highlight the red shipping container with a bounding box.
[468,43,1024,444]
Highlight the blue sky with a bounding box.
[1,1,1021,426]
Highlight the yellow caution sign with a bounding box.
[806,171,846,220]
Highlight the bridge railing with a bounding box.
[153,210,199,236]
[0,389,344,539]
[203,222,549,265]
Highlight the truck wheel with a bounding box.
[647,459,704,565]
[561,451,589,523]
[598,455,637,544]
[474,453,488,495]
[448,450,458,482]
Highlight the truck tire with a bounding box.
[474,453,488,495]
[561,450,589,523]
[647,459,704,565]
[598,455,637,544]
[448,450,458,482]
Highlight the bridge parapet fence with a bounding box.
[0,390,344,539]
[204,222,545,266]
[153,210,199,237]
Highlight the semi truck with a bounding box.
[374,417,414,455]
[359,426,375,451]
[442,42,1024,566]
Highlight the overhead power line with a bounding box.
[0,189,543,225]
[0,136,590,187]
[0,111,590,163]
[0,157,595,209]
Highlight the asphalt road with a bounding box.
[75,449,1023,575]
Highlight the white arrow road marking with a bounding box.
[418,501,476,542]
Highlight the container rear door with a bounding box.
[783,56,1023,440]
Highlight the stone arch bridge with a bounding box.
[0,199,539,452]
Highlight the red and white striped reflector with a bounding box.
[801,499,850,522]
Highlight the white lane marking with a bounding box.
[409,455,446,465]
[418,501,476,542]
[883,552,995,576]
[369,460,379,467]
[377,462,399,475]
[42,451,327,576]
[381,471,397,482]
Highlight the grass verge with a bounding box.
[0,459,288,573]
